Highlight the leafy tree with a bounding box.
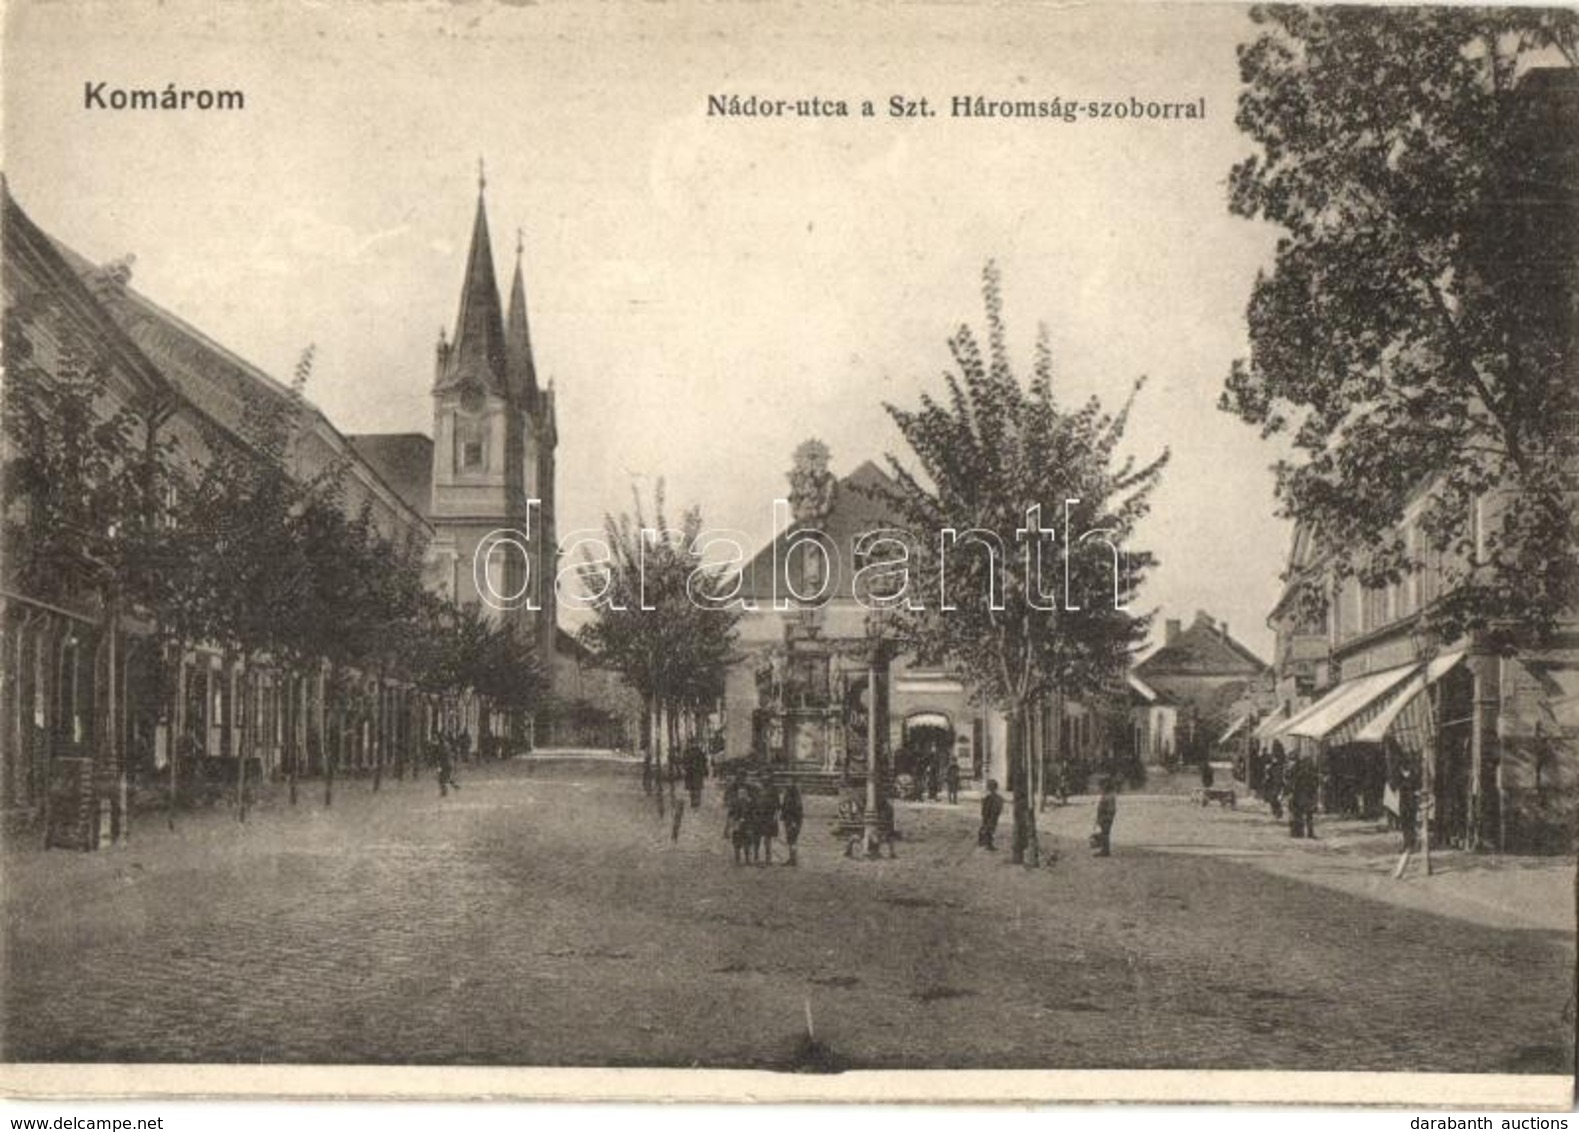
[577,482,740,771]
[173,348,332,812]
[881,262,1167,865]
[2,283,184,831]
[1221,6,1579,644]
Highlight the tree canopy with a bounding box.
[1221,5,1579,644]
[577,481,740,752]
[880,262,1168,862]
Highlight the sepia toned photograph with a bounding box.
[0,0,1575,1107]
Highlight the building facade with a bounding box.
[2,175,627,845]
[2,181,437,842]
[723,458,1113,795]
[1133,610,1270,765]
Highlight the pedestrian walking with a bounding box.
[780,782,804,866]
[977,779,1003,850]
[1093,777,1118,857]
[945,759,960,804]
[755,773,781,866]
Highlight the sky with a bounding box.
[4,0,1292,658]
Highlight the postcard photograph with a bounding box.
[0,0,1575,1106]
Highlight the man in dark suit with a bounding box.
[978,779,1004,850]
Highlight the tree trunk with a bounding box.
[640,694,655,794]
[1009,702,1040,866]
[288,673,300,807]
[239,661,254,823]
[324,674,336,809]
[169,645,185,830]
[104,601,126,844]
[372,677,383,793]
[667,705,680,796]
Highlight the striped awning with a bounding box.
[1353,650,1468,746]
[1259,698,1325,743]
[1283,663,1419,744]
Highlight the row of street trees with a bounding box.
[3,279,546,831]
[570,266,1168,867]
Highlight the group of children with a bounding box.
[723,771,804,866]
[977,776,1120,856]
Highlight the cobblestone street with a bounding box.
[3,759,1573,1072]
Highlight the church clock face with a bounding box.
[460,387,484,414]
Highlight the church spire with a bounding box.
[505,227,540,408]
[435,171,508,397]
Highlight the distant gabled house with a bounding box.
[1133,611,1270,766]
[1124,672,1178,769]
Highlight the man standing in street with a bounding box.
[780,781,804,867]
[684,741,705,809]
[945,758,960,805]
[1094,777,1118,857]
[725,771,750,865]
[755,772,780,866]
[1291,755,1319,839]
[438,735,460,797]
[978,778,1004,850]
[1264,744,1286,819]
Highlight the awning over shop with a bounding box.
[1219,715,1249,743]
[1254,709,1293,741]
[1259,689,1343,743]
[1353,650,1469,745]
[1283,663,1419,743]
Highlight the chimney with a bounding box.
[1221,621,1230,642]
[1165,619,1181,646]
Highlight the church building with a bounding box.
[351,176,631,746]
[353,176,557,662]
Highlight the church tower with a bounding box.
[504,228,560,666]
[430,170,557,664]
